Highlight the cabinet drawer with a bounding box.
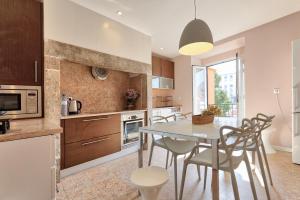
[64,114,121,144]
[65,133,121,168]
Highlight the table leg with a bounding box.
[138,132,144,168]
[211,139,219,200]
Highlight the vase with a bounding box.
[127,104,136,110]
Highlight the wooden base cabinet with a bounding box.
[61,114,122,169]
[65,133,121,168]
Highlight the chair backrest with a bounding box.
[165,114,176,122]
[176,112,192,120]
[251,113,275,142]
[150,115,174,141]
[256,113,275,131]
[150,115,168,125]
[219,119,255,166]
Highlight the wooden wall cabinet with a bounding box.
[0,0,43,86]
[61,114,122,169]
[152,56,174,79]
[161,59,174,79]
[152,56,162,76]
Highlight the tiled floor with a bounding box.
[57,149,300,200]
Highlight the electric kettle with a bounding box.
[68,98,82,115]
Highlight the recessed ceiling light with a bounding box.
[117,10,123,16]
[160,47,164,50]
[103,22,110,29]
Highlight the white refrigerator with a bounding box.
[293,39,300,164]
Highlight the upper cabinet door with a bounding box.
[0,0,43,86]
[161,60,174,79]
[152,56,161,76]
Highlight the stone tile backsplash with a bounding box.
[44,40,150,121]
[60,60,132,113]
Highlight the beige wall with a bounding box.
[173,56,193,113]
[186,11,300,148]
[44,0,151,64]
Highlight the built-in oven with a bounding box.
[0,85,42,119]
[121,112,144,147]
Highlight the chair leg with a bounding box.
[179,162,188,200]
[203,166,208,190]
[196,165,201,181]
[170,153,174,167]
[165,150,170,169]
[230,170,240,200]
[174,154,178,200]
[148,143,154,166]
[195,147,201,181]
[244,154,258,200]
[261,143,273,186]
[252,151,256,169]
[257,149,271,200]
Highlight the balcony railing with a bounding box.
[209,104,238,117]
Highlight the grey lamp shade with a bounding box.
[179,19,214,55]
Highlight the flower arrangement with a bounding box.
[192,105,221,125]
[201,105,221,116]
[125,89,140,109]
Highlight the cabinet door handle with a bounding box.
[82,117,112,122]
[34,60,38,83]
[81,137,111,146]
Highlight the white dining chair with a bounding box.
[162,136,198,200]
[245,114,275,200]
[255,113,275,185]
[148,114,200,200]
[148,115,176,169]
[175,112,192,120]
[179,119,258,200]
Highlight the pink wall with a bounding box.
[173,56,193,113]
[203,12,300,148]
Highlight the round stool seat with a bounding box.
[130,166,169,200]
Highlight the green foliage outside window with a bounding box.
[214,73,231,115]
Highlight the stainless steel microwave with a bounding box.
[0,85,42,119]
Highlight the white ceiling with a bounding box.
[70,0,300,58]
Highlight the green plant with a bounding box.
[214,73,231,115]
[202,105,221,116]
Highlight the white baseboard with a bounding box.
[272,145,292,153]
[61,146,139,178]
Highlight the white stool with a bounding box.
[130,166,169,200]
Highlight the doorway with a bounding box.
[193,57,244,118]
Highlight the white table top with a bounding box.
[140,117,239,141]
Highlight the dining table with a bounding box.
[138,117,239,200]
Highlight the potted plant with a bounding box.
[125,89,140,110]
[192,105,221,125]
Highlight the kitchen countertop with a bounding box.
[152,105,182,109]
[0,119,63,142]
[61,109,148,120]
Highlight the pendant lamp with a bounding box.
[179,0,214,55]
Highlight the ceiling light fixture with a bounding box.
[160,47,164,50]
[179,0,213,56]
[117,10,123,16]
